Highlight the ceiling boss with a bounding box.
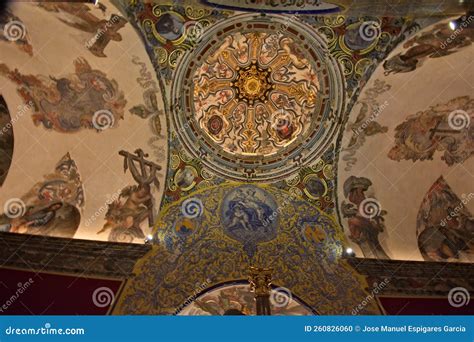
[232,62,273,105]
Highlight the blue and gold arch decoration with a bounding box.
[277,145,336,214]
[114,183,381,315]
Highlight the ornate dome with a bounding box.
[171,14,345,181]
[193,31,321,157]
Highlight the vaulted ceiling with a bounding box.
[0,0,472,314]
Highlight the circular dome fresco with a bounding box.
[171,14,345,181]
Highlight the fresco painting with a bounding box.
[337,18,473,263]
[0,96,14,187]
[0,0,167,242]
[341,176,390,259]
[0,153,84,238]
[178,283,314,316]
[417,176,474,262]
[0,58,126,133]
[37,2,127,58]
[0,0,472,318]
[388,96,473,166]
[383,18,474,75]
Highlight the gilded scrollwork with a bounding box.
[114,183,380,315]
[127,2,232,82]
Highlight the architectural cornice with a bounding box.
[0,232,151,279]
[347,257,474,296]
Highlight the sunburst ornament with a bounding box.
[171,14,345,181]
[232,62,273,105]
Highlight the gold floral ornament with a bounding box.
[193,31,322,156]
[171,14,346,181]
[232,63,273,104]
